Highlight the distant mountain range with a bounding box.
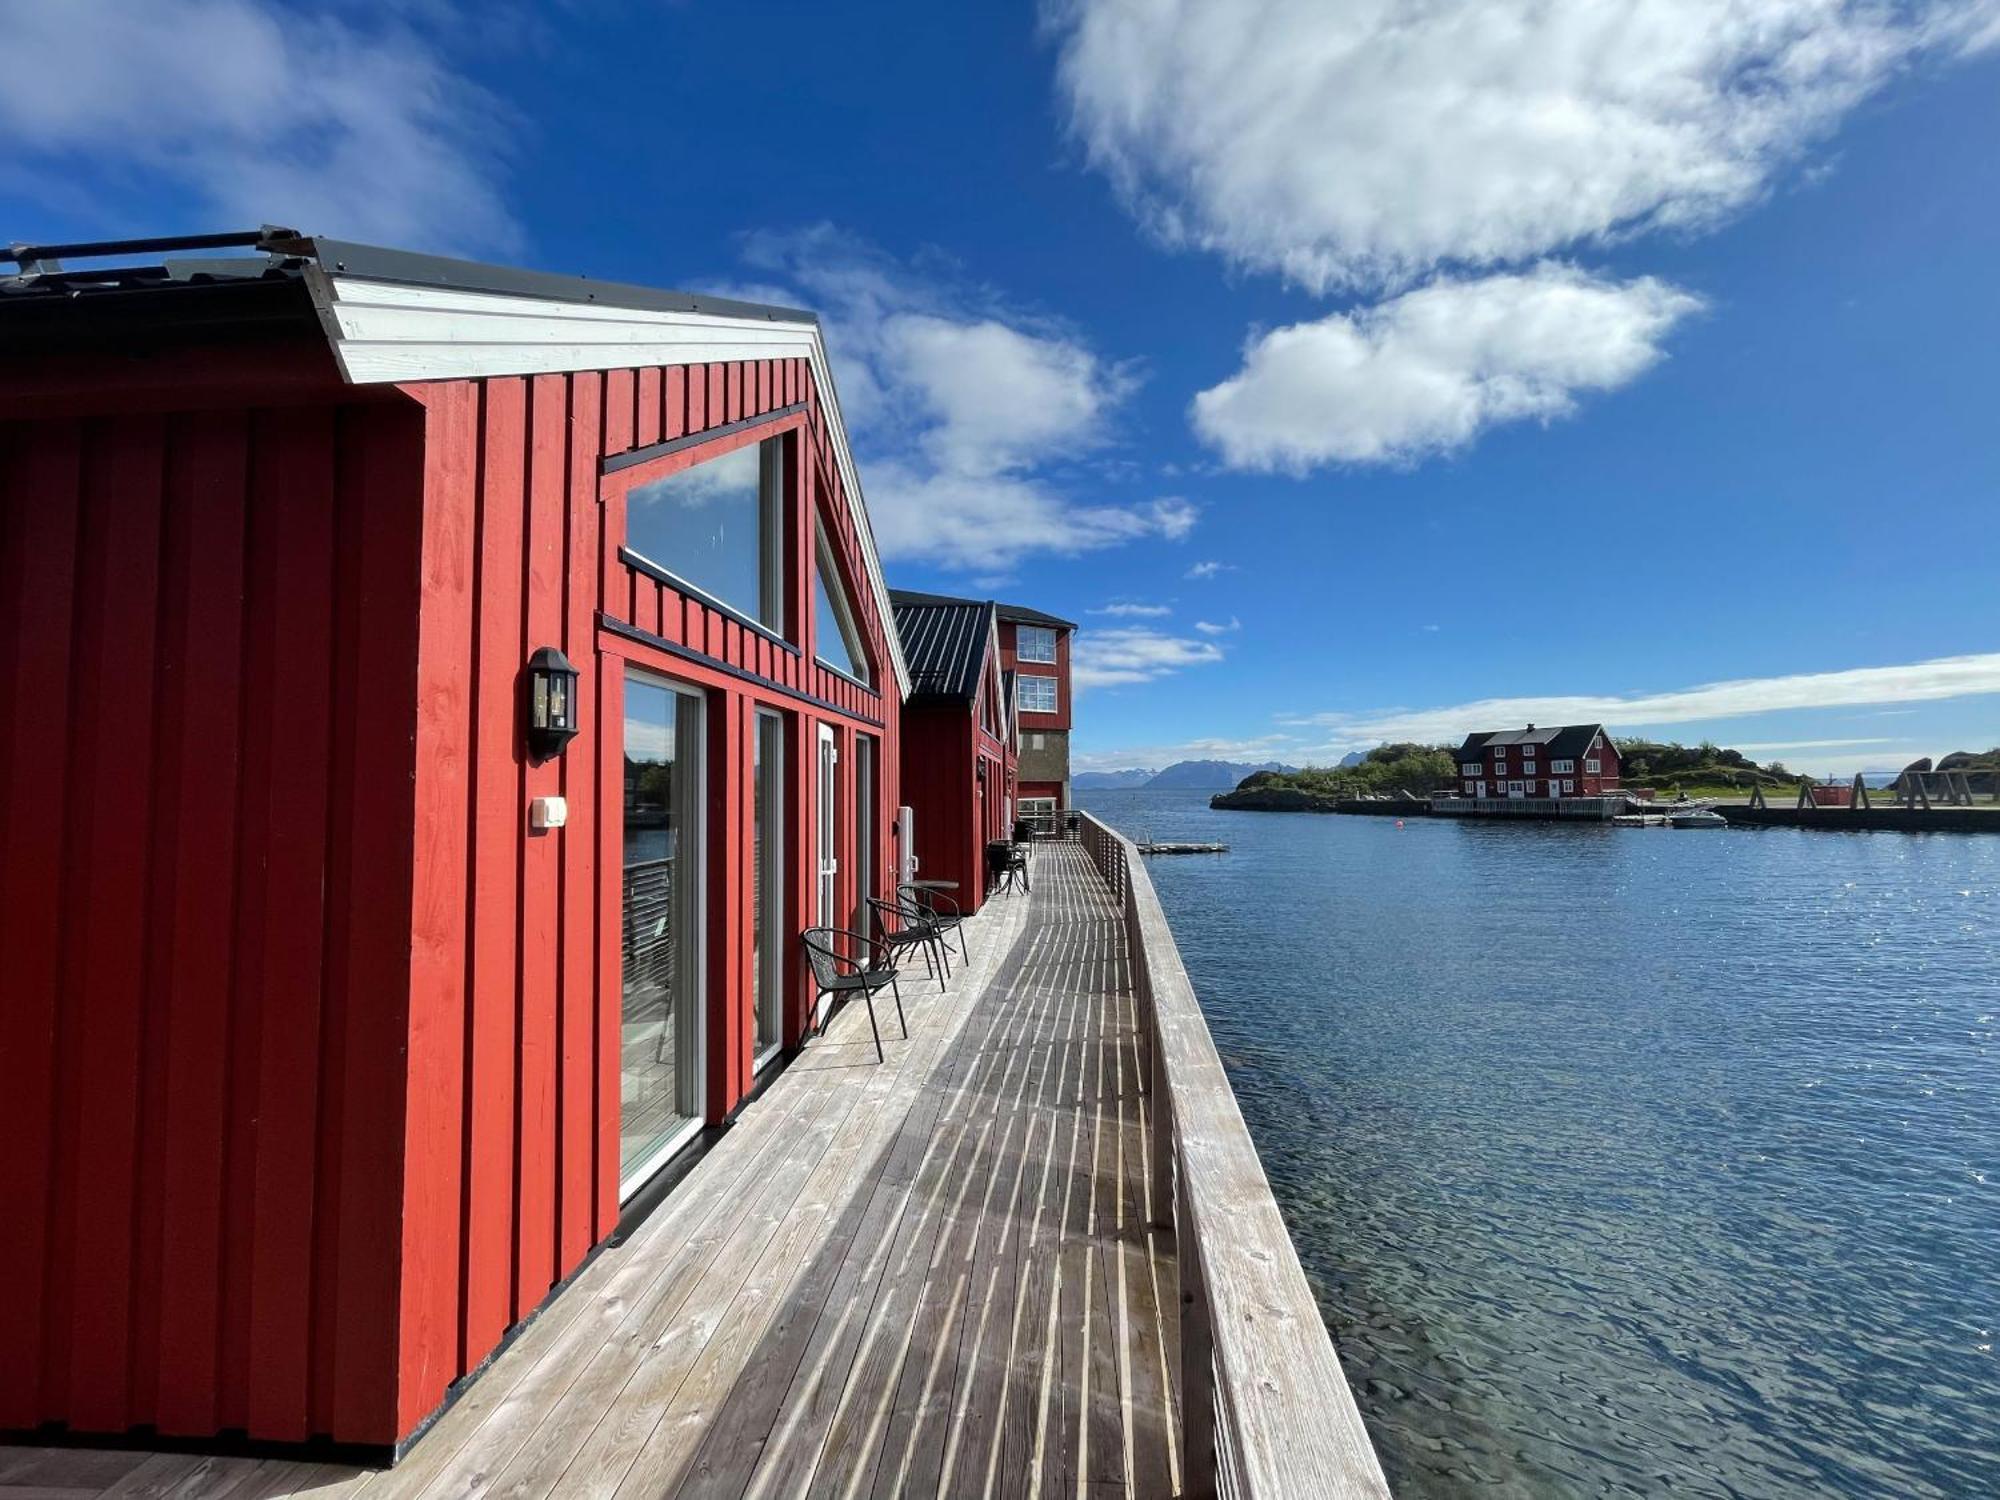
[1072,768,1157,789]
[1076,759,1300,791]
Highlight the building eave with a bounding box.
[294,248,912,698]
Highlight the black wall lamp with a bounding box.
[524,646,580,763]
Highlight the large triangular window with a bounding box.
[813,522,872,687]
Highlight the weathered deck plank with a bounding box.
[4,843,1175,1500]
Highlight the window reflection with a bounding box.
[626,438,784,630]
[622,676,705,1189]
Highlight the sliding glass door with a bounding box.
[753,710,785,1065]
[853,734,876,931]
[621,672,706,1195]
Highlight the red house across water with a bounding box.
[0,230,911,1456]
[1453,724,1622,798]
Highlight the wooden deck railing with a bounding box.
[1079,811,1392,1500]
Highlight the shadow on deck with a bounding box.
[1,843,1180,1500]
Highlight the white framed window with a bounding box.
[1585,758,1601,774]
[1463,780,1476,794]
[1552,759,1574,773]
[1018,675,1057,714]
[1016,624,1059,664]
[1461,762,1481,776]
[1523,762,1537,776]
[1508,781,1525,795]
[1562,779,1575,792]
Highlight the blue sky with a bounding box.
[7,0,1998,775]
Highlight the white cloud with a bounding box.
[1289,652,2000,747]
[1194,616,1240,635]
[1047,0,2000,292]
[0,0,516,254]
[1091,601,1173,617]
[1073,626,1225,688]
[1185,560,1233,579]
[1727,737,1900,753]
[1192,265,1702,470]
[733,226,1183,573]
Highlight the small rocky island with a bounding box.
[1209,770,1346,812]
[1211,747,1453,811]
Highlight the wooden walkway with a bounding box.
[2,843,1180,1500]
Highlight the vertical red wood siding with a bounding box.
[0,398,426,1445]
[383,353,902,1439]
[2,350,902,1451]
[999,618,1073,732]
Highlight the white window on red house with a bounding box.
[1016,625,1059,664]
[1585,758,1601,773]
[1524,761,1537,776]
[1552,759,1574,773]
[1462,762,1481,776]
[1463,780,1475,794]
[1563,779,1575,792]
[1018,675,1058,714]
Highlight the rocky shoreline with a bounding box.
[1209,784,1344,812]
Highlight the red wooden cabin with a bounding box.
[0,230,909,1457]
[889,590,1018,913]
[1453,724,1621,798]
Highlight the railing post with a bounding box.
[1180,1216,1221,1500]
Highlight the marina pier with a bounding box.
[4,831,1386,1500]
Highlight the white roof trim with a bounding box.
[299,268,911,698]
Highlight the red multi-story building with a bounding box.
[0,231,908,1455]
[994,601,1076,824]
[1453,724,1622,798]
[888,591,1017,912]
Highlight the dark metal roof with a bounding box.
[892,589,1077,634]
[994,600,1077,631]
[1455,724,1609,760]
[890,591,995,706]
[1,226,819,341]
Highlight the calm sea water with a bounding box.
[1078,788,2000,1499]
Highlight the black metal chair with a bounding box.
[800,928,907,1063]
[902,883,970,966]
[867,894,950,989]
[986,839,1029,896]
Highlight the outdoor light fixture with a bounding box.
[524,646,580,763]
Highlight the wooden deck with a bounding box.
[2,843,1181,1500]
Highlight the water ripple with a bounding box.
[1086,792,2000,1500]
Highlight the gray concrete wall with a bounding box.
[1019,729,1071,804]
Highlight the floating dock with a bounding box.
[1136,840,1229,854]
[1719,806,2000,833]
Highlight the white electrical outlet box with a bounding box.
[529,796,568,830]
